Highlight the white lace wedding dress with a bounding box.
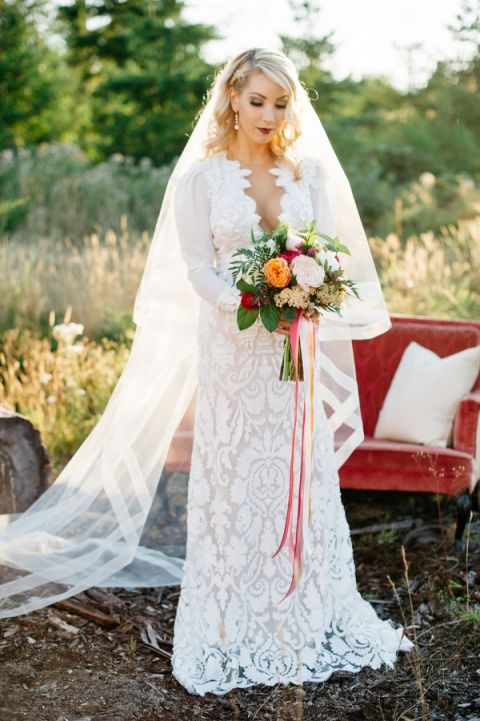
[170,149,414,696]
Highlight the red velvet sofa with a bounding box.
[166,314,480,548]
[339,314,480,547]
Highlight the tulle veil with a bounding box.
[0,48,390,618]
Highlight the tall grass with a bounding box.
[370,217,480,320]
[1,217,478,342]
[0,216,148,339]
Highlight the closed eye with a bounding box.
[250,101,287,109]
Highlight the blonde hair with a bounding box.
[202,48,305,180]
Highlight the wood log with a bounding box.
[0,408,51,513]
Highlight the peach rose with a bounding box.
[263,257,292,288]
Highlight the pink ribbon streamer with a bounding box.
[272,308,317,603]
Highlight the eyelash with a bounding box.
[250,101,287,109]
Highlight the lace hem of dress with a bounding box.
[171,621,414,697]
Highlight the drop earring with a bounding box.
[234,111,239,130]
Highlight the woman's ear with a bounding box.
[229,88,238,113]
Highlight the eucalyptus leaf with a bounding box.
[317,232,336,243]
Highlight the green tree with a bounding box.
[0,0,74,149]
[56,0,219,163]
[447,0,480,134]
[280,0,339,115]
[449,0,480,55]
[399,0,480,180]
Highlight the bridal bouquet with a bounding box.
[228,219,359,381]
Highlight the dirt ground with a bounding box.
[1,490,479,721]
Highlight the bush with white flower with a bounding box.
[52,322,85,347]
[0,315,130,476]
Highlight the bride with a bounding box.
[0,47,414,696]
[168,48,414,695]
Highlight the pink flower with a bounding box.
[285,229,304,251]
[279,250,301,262]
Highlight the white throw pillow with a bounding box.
[373,341,480,447]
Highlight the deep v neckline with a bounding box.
[220,150,290,235]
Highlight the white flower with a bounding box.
[291,255,325,291]
[285,229,304,252]
[65,378,77,387]
[52,322,84,346]
[419,171,436,189]
[65,344,84,354]
[75,388,86,396]
[39,372,52,384]
[46,395,56,404]
[319,250,340,272]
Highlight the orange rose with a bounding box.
[263,257,292,288]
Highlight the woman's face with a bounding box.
[230,69,289,146]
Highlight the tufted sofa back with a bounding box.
[352,314,480,436]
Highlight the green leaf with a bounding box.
[259,304,281,332]
[236,278,256,293]
[237,306,259,330]
[317,232,335,243]
[281,306,297,322]
[319,233,351,256]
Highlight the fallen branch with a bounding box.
[139,623,172,659]
[46,609,80,636]
[84,588,126,612]
[53,597,120,627]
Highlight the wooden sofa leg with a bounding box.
[454,491,472,552]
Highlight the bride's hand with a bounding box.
[307,310,321,326]
[274,318,291,337]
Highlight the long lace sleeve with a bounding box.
[174,164,241,312]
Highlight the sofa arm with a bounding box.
[453,391,480,461]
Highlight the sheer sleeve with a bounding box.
[307,158,336,237]
[174,163,241,312]
[306,158,343,338]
